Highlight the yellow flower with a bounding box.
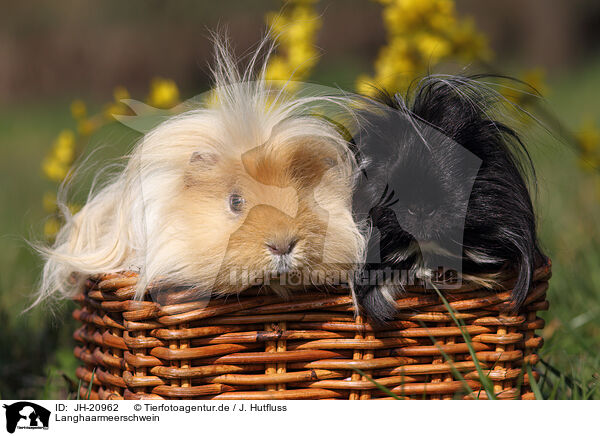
[417,33,451,62]
[147,78,180,109]
[499,69,545,105]
[356,74,378,96]
[44,217,61,238]
[77,119,97,136]
[288,43,317,75]
[364,0,490,95]
[429,5,456,31]
[53,131,76,164]
[43,130,75,181]
[266,11,288,35]
[522,68,546,97]
[43,191,57,212]
[372,38,417,90]
[113,86,130,102]
[289,6,320,38]
[54,143,74,165]
[42,158,68,182]
[103,102,127,120]
[384,0,455,35]
[449,18,491,61]
[577,155,600,172]
[68,202,81,215]
[265,56,293,82]
[577,119,600,155]
[266,1,321,87]
[54,129,75,150]
[70,100,87,120]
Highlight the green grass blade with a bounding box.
[353,368,403,400]
[86,368,96,400]
[42,367,54,400]
[419,321,476,398]
[527,364,544,399]
[76,375,82,400]
[430,282,497,399]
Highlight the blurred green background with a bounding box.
[0,0,599,399]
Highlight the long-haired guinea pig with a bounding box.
[352,75,546,323]
[33,38,365,306]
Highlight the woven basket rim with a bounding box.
[72,259,551,400]
[85,258,552,300]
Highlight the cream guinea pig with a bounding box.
[33,39,366,306]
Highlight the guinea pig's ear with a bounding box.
[184,151,220,188]
[189,151,219,168]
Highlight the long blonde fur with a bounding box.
[33,35,366,306]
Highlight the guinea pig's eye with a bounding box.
[229,194,245,213]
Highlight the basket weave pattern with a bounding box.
[72,263,550,400]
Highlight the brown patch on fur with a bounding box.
[288,141,339,189]
[241,139,341,189]
[241,144,288,188]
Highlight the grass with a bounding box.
[428,283,497,399]
[0,100,136,399]
[353,368,404,400]
[525,58,600,398]
[0,57,599,399]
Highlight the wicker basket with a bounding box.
[72,261,550,400]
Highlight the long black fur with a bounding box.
[354,75,546,323]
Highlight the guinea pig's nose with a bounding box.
[407,203,436,217]
[422,204,436,216]
[266,239,298,256]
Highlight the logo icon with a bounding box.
[2,402,50,434]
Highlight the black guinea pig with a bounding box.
[352,75,546,323]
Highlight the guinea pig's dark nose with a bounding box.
[266,239,298,256]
